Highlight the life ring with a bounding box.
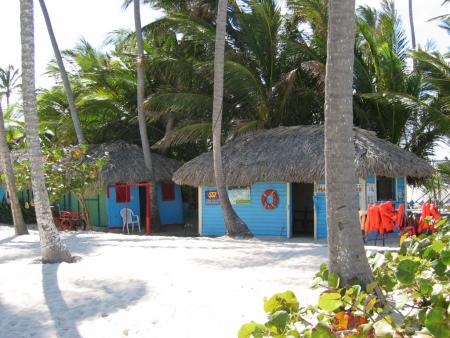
[261,189,279,209]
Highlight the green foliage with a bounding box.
[12,145,106,203]
[0,201,36,224]
[239,217,450,337]
[32,0,447,162]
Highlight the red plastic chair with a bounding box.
[59,211,81,230]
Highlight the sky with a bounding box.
[0,0,448,158]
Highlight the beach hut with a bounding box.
[173,126,434,239]
[55,141,184,232]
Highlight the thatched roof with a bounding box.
[4,141,181,184]
[88,141,181,184]
[173,125,434,187]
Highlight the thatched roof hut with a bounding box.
[87,141,181,184]
[173,126,434,187]
[4,141,181,184]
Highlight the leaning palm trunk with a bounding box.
[324,0,372,285]
[0,103,28,235]
[74,192,91,230]
[38,0,85,144]
[20,0,72,263]
[212,0,252,237]
[133,0,160,228]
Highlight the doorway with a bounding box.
[138,185,148,228]
[292,183,315,236]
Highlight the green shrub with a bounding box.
[0,201,36,224]
[239,217,449,338]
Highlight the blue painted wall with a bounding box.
[366,176,376,184]
[156,183,184,225]
[106,185,141,228]
[202,182,288,237]
[312,176,406,240]
[0,187,5,203]
[395,177,405,208]
[313,191,327,240]
[106,183,184,228]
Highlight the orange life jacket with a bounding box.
[396,204,404,230]
[379,201,396,234]
[418,202,441,233]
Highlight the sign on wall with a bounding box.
[315,184,363,193]
[228,186,251,205]
[367,183,376,204]
[205,190,220,205]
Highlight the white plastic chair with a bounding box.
[120,208,140,234]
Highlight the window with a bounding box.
[376,176,395,201]
[115,184,130,203]
[161,182,176,201]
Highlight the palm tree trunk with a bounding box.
[133,0,160,229]
[0,102,28,235]
[212,0,252,238]
[38,0,85,144]
[408,0,416,50]
[324,0,372,286]
[408,0,417,70]
[20,0,72,263]
[161,113,174,155]
[165,113,174,137]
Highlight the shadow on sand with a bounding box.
[40,262,147,338]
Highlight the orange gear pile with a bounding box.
[417,202,441,233]
[363,201,404,235]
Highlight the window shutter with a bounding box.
[161,182,176,201]
[115,184,131,203]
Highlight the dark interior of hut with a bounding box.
[292,183,315,237]
[138,186,148,231]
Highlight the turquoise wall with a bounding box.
[199,176,406,240]
[106,183,184,228]
[156,183,184,225]
[106,185,141,228]
[0,187,5,203]
[317,176,406,241]
[202,182,288,237]
[313,191,327,240]
[395,177,405,207]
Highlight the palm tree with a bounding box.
[38,0,86,144]
[0,65,20,107]
[133,0,160,228]
[20,0,72,263]
[408,0,416,50]
[212,0,252,237]
[0,101,28,235]
[1,104,26,147]
[324,0,372,285]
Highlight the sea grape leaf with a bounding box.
[238,322,266,338]
[267,310,289,331]
[425,307,450,338]
[318,292,342,312]
[327,272,340,289]
[440,250,450,265]
[396,259,419,285]
[264,291,299,314]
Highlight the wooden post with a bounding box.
[146,183,151,235]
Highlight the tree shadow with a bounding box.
[41,263,147,338]
[0,300,53,338]
[0,235,15,245]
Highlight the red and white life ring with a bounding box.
[261,189,279,209]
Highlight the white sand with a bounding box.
[0,225,328,338]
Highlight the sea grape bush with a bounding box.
[238,217,449,338]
